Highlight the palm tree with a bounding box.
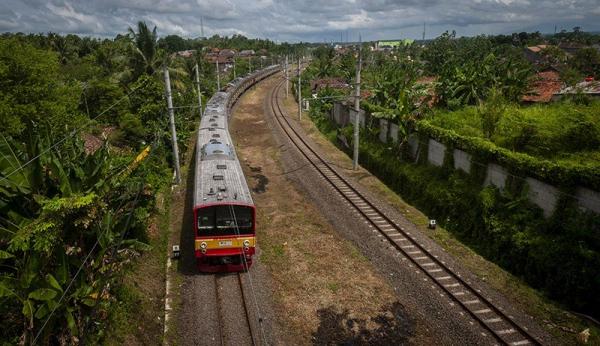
[128,21,160,76]
[127,21,188,89]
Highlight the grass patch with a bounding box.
[326,282,340,294]
[105,186,171,345]
[429,99,600,166]
[261,242,287,265]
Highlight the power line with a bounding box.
[32,137,159,345]
[227,204,267,346]
[0,78,150,186]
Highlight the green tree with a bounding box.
[571,47,600,77]
[0,38,83,141]
[479,87,505,139]
[159,35,189,53]
[128,21,161,77]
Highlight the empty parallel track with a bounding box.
[268,76,542,346]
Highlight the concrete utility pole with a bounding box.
[216,59,221,90]
[233,57,236,79]
[297,56,301,120]
[285,55,289,98]
[163,67,181,184]
[194,63,203,118]
[353,37,362,171]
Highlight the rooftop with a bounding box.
[522,70,563,103]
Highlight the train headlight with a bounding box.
[243,240,250,247]
[200,242,207,249]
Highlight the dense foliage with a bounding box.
[308,94,600,321]
[428,100,600,168]
[0,23,295,344]
[302,29,600,319]
[421,32,533,107]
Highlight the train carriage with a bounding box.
[193,66,279,272]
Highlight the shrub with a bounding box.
[119,113,146,142]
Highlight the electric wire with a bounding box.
[0,78,151,186]
[222,69,279,346]
[32,143,152,345]
[32,240,100,345]
[227,204,266,346]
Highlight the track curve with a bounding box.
[267,76,543,346]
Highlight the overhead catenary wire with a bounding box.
[227,204,267,346]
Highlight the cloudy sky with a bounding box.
[1,0,599,42]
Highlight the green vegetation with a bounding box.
[308,103,600,327]
[0,23,298,344]
[429,100,600,168]
[301,28,600,322]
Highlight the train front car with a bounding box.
[193,91,256,273]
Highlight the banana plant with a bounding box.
[0,130,151,343]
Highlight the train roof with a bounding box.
[193,66,280,209]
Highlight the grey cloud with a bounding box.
[0,0,598,42]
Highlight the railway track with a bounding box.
[268,77,542,346]
[214,272,257,346]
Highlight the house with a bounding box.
[310,77,349,93]
[238,49,255,57]
[374,39,414,51]
[522,69,563,103]
[553,79,600,100]
[558,43,585,56]
[204,54,234,71]
[219,49,236,58]
[174,50,195,58]
[523,44,551,64]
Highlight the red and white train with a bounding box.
[193,66,279,272]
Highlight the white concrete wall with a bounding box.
[408,134,419,159]
[484,163,508,190]
[332,102,342,125]
[332,102,350,126]
[349,108,366,128]
[453,149,472,173]
[576,187,600,214]
[427,139,446,167]
[379,119,388,143]
[390,123,399,142]
[526,177,559,217]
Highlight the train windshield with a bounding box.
[197,205,254,236]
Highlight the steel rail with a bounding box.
[267,77,542,346]
[237,272,258,346]
[214,273,256,346]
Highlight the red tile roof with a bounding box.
[310,78,349,92]
[522,70,563,103]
